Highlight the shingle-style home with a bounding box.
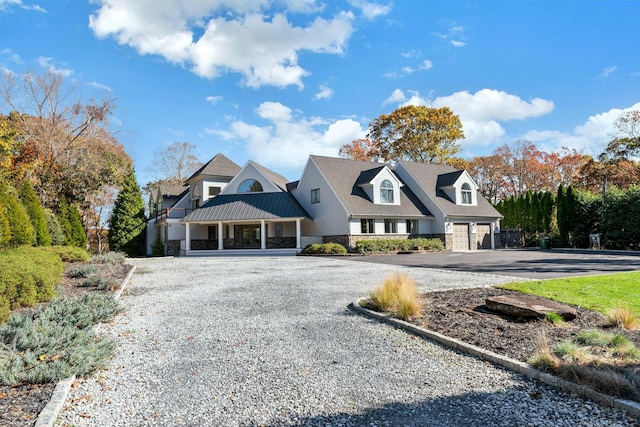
[146,153,502,255]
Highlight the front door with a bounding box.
[234,224,261,248]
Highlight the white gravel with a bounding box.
[58,256,637,426]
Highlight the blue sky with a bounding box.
[1,0,639,185]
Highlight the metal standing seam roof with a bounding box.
[309,155,432,218]
[182,192,311,222]
[397,161,502,219]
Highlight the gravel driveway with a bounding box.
[59,257,636,426]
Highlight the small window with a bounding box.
[360,219,375,234]
[192,199,200,210]
[311,188,320,204]
[461,183,472,204]
[384,219,397,233]
[380,180,394,203]
[274,223,283,237]
[238,179,263,193]
[208,187,221,198]
[406,220,418,235]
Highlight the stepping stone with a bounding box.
[486,294,577,320]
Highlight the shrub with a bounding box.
[18,180,51,247]
[301,243,347,255]
[0,293,121,385]
[91,251,127,265]
[81,274,118,290]
[68,264,98,278]
[0,181,34,246]
[45,245,90,262]
[545,312,566,327]
[151,230,165,257]
[606,306,640,330]
[355,238,444,254]
[368,273,421,320]
[43,208,65,246]
[0,246,63,322]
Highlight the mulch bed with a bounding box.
[0,261,132,427]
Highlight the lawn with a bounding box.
[499,271,640,316]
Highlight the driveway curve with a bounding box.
[59,257,636,426]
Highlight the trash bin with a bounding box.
[540,237,550,250]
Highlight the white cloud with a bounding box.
[388,88,554,147]
[348,0,391,20]
[0,0,45,12]
[206,95,223,105]
[400,50,419,58]
[89,1,354,88]
[401,66,414,74]
[450,40,465,47]
[210,101,366,171]
[599,66,617,78]
[314,84,333,100]
[0,48,23,64]
[420,59,433,70]
[87,81,112,92]
[37,56,73,77]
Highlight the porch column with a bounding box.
[218,221,224,250]
[490,222,496,250]
[296,218,301,249]
[260,220,266,249]
[185,222,191,251]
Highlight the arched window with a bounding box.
[238,179,263,193]
[380,180,394,203]
[461,183,472,204]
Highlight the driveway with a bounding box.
[59,257,635,426]
[347,249,640,279]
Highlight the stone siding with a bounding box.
[166,240,180,256]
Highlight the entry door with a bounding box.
[234,224,261,248]
[452,223,470,251]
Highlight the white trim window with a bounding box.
[461,183,472,204]
[360,218,375,234]
[380,179,394,203]
[311,188,320,204]
[406,219,418,235]
[384,219,397,233]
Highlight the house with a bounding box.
[145,153,502,255]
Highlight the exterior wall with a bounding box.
[394,164,447,233]
[166,240,180,256]
[292,160,349,236]
[222,163,283,195]
[190,178,231,207]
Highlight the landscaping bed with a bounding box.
[0,259,132,427]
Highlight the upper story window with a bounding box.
[380,180,394,203]
[238,179,263,193]
[461,183,472,204]
[311,188,320,204]
[208,187,221,198]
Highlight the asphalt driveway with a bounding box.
[347,249,640,279]
[57,257,636,426]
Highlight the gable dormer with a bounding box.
[221,161,289,195]
[438,170,478,206]
[356,165,402,206]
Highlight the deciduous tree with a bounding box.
[338,138,380,161]
[146,142,202,189]
[367,105,464,163]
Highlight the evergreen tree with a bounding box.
[18,180,51,246]
[57,198,73,245]
[44,208,65,245]
[0,181,34,246]
[67,203,88,248]
[557,184,567,246]
[109,166,146,257]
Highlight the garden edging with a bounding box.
[349,298,640,419]
[34,263,137,427]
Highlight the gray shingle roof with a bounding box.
[157,185,188,197]
[251,161,290,191]
[397,161,502,219]
[187,153,241,182]
[182,192,310,222]
[309,156,432,218]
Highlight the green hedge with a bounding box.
[0,246,64,323]
[45,245,90,263]
[355,238,444,254]
[301,243,347,255]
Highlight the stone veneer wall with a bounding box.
[267,237,296,248]
[166,240,180,256]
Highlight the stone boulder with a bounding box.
[486,294,577,320]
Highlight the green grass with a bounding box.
[499,271,640,317]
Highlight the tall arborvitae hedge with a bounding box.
[108,166,146,257]
[43,208,65,246]
[0,181,34,246]
[602,186,640,250]
[57,198,73,245]
[67,203,87,248]
[18,180,51,246]
[0,197,10,249]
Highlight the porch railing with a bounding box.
[150,207,192,221]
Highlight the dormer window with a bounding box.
[238,179,263,193]
[461,183,472,204]
[380,180,394,203]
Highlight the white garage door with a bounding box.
[452,223,470,251]
[476,224,492,249]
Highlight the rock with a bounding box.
[485,294,577,320]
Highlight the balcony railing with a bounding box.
[150,207,192,221]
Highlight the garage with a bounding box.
[476,224,492,249]
[452,223,470,251]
